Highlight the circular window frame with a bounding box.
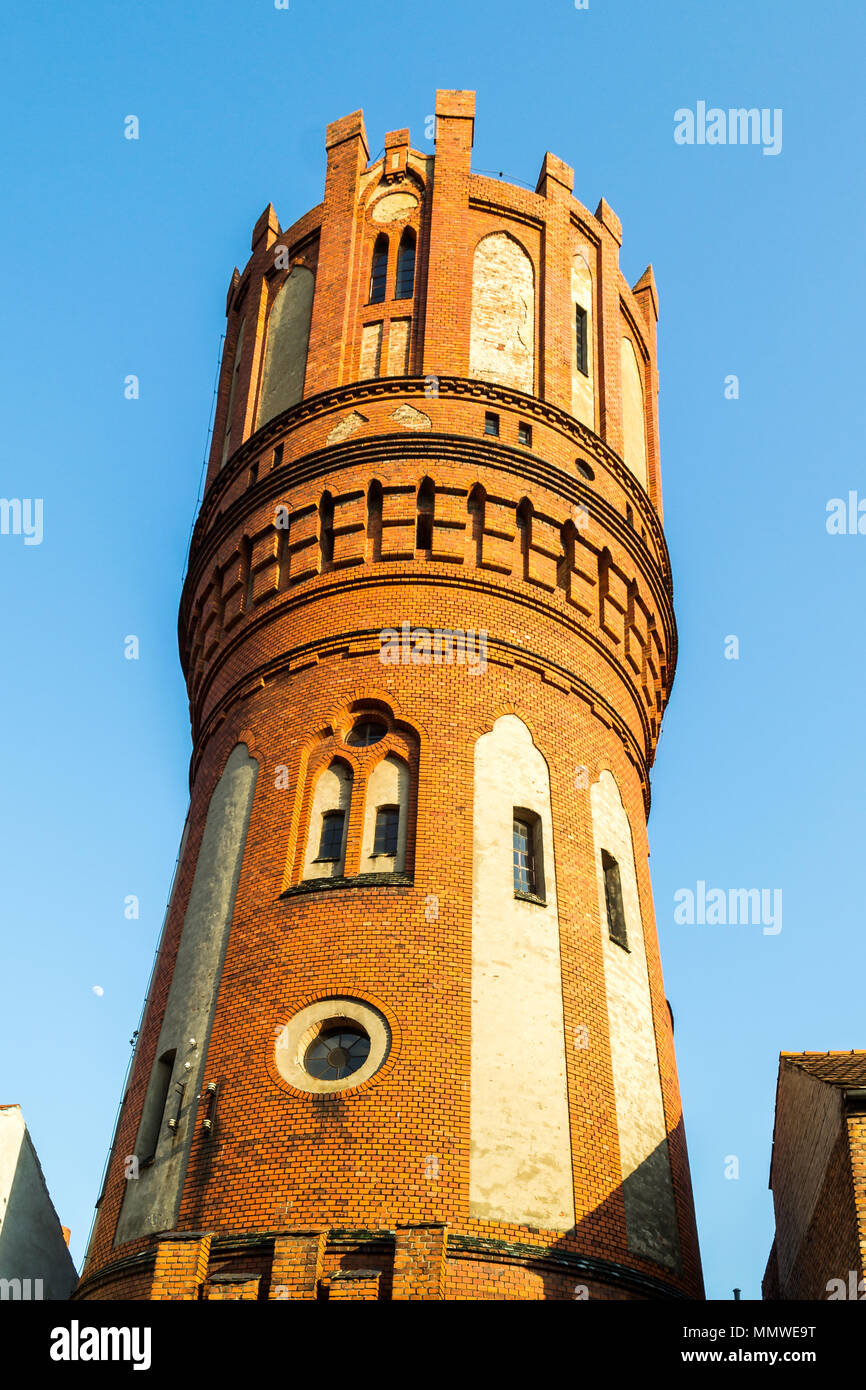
[270,995,395,1096]
[344,718,388,749]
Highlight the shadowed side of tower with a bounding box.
[75,90,703,1302]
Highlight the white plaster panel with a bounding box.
[470,715,575,1231]
[591,769,680,1269]
[303,762,352,880]
[620,337,648,488]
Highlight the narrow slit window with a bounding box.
[602,850,628,949]
[318,810,345,861]
[575,304,589,376]
[320,491,334,566]
[366,480,383,563]
[467,484,485,567]
[240,536,253,611]
[373,805,400,856]
[369,235,389,304]
[395,228,416,299]
[518,422,532,447]
[484,411,500,437]
[416,477,434,550]
[515,498,532,579]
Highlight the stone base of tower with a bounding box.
[73,1226,692,1302]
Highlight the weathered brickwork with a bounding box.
[75,90,703,1303]
[764,1052,866,1300]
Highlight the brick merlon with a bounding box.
[435,89,476,132]
[536,152,574,199]
[325,109,369,157]
[251,202,280,252]
[594,196,622,246]
[633,265,659,322]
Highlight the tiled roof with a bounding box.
[780,1051,866,1087]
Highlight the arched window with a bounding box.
[319,491,334,567]
[369,235,389,304]
[395,228,416,299]
[366,480,383,563]
[416,477,434,551]
[303,761,353,880]
[360,756,409,874]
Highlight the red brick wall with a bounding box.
[765,1128,860,1300]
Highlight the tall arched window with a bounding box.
[303,761,353,880]
[360,756,410,874]
[369,235,389,304]
[395,228,416,299]
[416,477,434,551]
[319,491,334,567]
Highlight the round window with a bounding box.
[273,996,391,1094]
[304,1025,370,1081]
[346,719,386,747]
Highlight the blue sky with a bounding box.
[1,0,863,1299]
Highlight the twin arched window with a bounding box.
[368,228,416,305]
[300,737,413,883]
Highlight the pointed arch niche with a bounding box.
[469,232,535,393]
[257,265,315,427]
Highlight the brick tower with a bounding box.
[77,90,703,1301]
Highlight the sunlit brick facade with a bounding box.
[75,90,703,1302]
